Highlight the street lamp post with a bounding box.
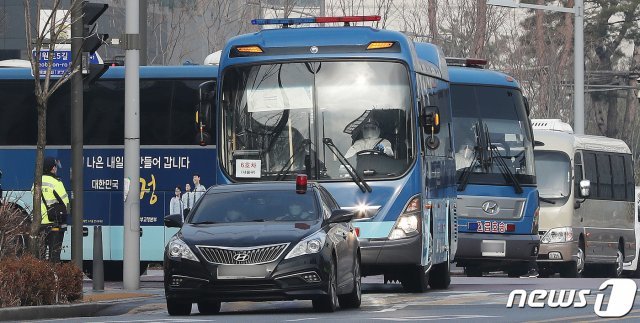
[487,0,584,134]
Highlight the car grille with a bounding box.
[197,243,289,264]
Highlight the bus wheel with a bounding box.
[560,245,584,278]
[401,265,429,293]
[608,248,624,278]
[465,267,483,277]
[429,260,451,289]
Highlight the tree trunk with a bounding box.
[29,99,47,257]
[428,0,438,45]
[535,0,548,117]
[472,0,487,57]
[558,0,574,71]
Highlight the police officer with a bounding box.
[36,157,69,262]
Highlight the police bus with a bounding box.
[204,16,456,292]
[446,59,540,277]
[0,63,218,280]
[532,119,636,278]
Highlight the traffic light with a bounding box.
[81,1,109,85]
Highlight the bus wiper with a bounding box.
[322,137,372,193]
[489,143,523,194]
[457,147,479,192]
[539,197,556,204]
[275,139,311,180]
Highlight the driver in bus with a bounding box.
[344,118,394,158]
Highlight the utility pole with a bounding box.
[70,0,83,269]
[486,0,585,134]
[139,0,147,66]
[124,0,141,290]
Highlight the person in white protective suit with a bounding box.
[344,118,394,158]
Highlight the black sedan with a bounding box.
[163,180,361,315]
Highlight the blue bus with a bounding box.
[0,65,218,280]
[204,16,457,292]
[446,59,540,277]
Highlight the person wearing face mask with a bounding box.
[344,118,394,158]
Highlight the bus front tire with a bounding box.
[401,265,429,293]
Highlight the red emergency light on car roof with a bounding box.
[251,15,381,26]
[296,174,308,194]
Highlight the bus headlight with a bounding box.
[167,236,200,262]
[389,196,421,240]
[285,231,327,259]
[541,227,573,244]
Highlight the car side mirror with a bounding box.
[164,213,184,228]
[579,179,590,198]
[328,209,354,224]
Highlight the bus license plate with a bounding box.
[217,264,268,279]
[481,240,506,257]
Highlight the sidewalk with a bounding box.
[0,271,165,321]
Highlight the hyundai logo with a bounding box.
[481,200,499,215]
[233,253,249,262]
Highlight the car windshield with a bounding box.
[189,190,318,223]
[534,151,571,199]
[219,61,413,181]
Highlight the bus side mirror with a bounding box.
[421,105,441,134]
[524,97,531,116]
[579,179,590,198]
[197,80,216,146]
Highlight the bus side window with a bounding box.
[596,153,612,200]
[574,152,583,197]
[611,154,626,201]
[624,154,635,202]
[583,151,598,199]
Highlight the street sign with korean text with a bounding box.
[33,47,101,78]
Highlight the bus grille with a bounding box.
[197,243,289,264]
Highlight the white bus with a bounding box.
[623,186,640,276]
[532,119,636,278]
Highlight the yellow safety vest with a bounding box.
[33,174,70,224]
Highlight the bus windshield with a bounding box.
[220,60,413,181]
[452,85,535,185]
[534,150,571,199]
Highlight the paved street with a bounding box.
[31,272,640,323]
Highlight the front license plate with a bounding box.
[481,240,506,257]
[217,264,268,279]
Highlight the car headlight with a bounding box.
[541,227,573,244]
[388,195,421,240]
[167,236,200,262]
[284,231,327,259]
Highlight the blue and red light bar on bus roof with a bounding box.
[251,15,381,26]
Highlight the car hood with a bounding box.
[179,221,321,247]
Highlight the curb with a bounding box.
[0,302,113,321]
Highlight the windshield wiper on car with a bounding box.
[458,121,490,192]
[276,139,311,181]
[322,137,372,193]
[539,197,556,204]
[489,141,523,194]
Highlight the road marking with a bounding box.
[285,318,320,322]
[369,304,409,313]
[371,314,500,321]
[525,309,640,323]
[87,319,211,323]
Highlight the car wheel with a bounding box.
[313,257,338,312]
[167,299,192,316]
[338,256,362,309]
[197,301,221,315]
[429,256,451,289]
[401,265,429,293]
